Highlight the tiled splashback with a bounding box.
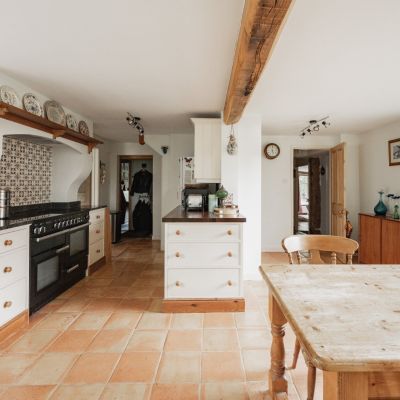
[0,137,52,206]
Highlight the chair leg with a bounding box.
[306,363,316,400]
[291,338,301,369]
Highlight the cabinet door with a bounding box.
[382,220,400,264]
[359,215,381,264]
[193,119,221,182]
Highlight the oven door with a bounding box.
[69,223,89,258]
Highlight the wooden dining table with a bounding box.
[259,264,400,400]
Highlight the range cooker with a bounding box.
[27,210,90,313]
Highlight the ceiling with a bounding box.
[247,0,400,136]
[0,0,244,141]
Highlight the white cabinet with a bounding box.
[191,118,221,183]
[0,225,29,329]
[89,208,105,266]
[164,222,244,300]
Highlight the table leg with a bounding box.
[323,371,368,399]
[268,293,288,399]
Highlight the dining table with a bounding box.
[259,264,400,400]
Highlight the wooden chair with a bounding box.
[281,234,359,400]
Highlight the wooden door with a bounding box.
[359,214,382,263]
[308,157,321,234]
[382,219,400,263]
[330,143,346,237]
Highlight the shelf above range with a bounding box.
[0,102,102,153]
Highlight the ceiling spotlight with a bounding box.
[127,112,145,145]
[299,116,330,138]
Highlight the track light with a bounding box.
[127,112,145,145]
[300,116,331,138]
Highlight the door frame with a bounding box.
[290,146,332,235]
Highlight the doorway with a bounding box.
[293,149,330,235]
[118,155,153,238]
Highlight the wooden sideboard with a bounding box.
[359,213,400,264]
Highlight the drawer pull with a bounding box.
[96,215,101,219]
[227,251,233,257]
[227,280,233,286]
[3,266,12,273]
[96,249,101,253]
[175,281,181,287]
[96,229,101,234]
[4,239,13,246]
[176,230,181,235]
[175,252,180,258]
[227,230,233,236]
[3,301,12,308]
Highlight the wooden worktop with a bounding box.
[162,206,246,223]
[259,264,400,372]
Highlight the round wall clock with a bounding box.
[264,143,280,159]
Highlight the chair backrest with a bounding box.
[282,235,359,264]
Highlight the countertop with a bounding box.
[0,218,31,231]
[162,206,246,223]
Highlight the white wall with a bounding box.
[360,121,400,213]
[221,115,262,280]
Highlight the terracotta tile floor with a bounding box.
[0,240,322,400]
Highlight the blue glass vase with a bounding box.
[374,191,388,216]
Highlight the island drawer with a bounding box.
[166,243,240,268]
[166,268,240,299]
[89,221,104,244]
[0,247,28,290]
[89,208,105,224]
[166,223,240,243]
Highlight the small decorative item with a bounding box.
[345,211,353,238]
[223,193,234,207]
[44,100,66,126]
[22,93,43,116]
[66,114,78,131]
[374,191,388,216]
[264,143,280,159]
[388,138,400,166]
[227,125,238,155]
[100,161,106,184]
[215,185,228,207]
[394,204,400,219]
[208,194,217,213]
[78,120,90,136]
[0,85,20,107]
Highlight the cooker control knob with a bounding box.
[33,227,40,235]
[53,222,58,229]
[61,221,66,228]
[42,226,47,234]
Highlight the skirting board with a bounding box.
[162,298,245,313]
[88,256,106,275]
[0,310,29,344]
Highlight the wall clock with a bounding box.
[264,143,280,159]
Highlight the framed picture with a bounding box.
[388,138,400,166]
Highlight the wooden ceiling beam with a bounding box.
[223,0,293,125]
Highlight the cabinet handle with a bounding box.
[227,230,232,236]
[175,281,181,287]
[175,252,180,258]
[176,230,181,235]
[227,280,233,286]
[96,215,101,219]
[4,240,13,246]
[3,266,12,273]
[96,249,101,253]
[3,301,12,308]
[96,230,101,234]
[227,251,233,257]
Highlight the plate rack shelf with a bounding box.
[0,102,102,153]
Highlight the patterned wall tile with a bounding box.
[0,137,52,206]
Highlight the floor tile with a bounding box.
[170,314,203,330]
[201,382,248,400]
[47,330,97,353]
[164,330,202,351]
[234,312,267,328]
[201,352,245,382]
[100,383,149,400]
[57,298,91,313]
[111,352,161,383]
[156,352,201,383]
[126,330,167,352]
[0,385,55,400]
[136,313,171,330]
[150,383,199,400]
[103,312,142,330]
[237,329,271,349]
[33,312,79,331]
[242,349,269,381]
[203,313,235,329]
[7,330,61,353]
[87,329,131,353]
[202,329,239,351]
[84,298,121,312]
[49,384,105,400]
[118,299,151,312]
[0,354,37,384]
[69,312,111,330]
[19,353,78,385]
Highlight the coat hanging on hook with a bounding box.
[227,124,238,155]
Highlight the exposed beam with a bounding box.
[223,0,293,125]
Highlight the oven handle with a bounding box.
[55,245,70,254]
[35,222,90,243]
[66,264,80,274]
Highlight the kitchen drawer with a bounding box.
[0,247,28,290]
[89,221,104,244]
[166,223,240,243]
[0,227,28,255]
[0,278,27,326]
[166,268,240,299]
[166,243,240,268]
[89,239,104,266]
[89,208,105,224]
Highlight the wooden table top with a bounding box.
[259,264,400,372]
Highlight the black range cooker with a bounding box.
[28,210,89,314]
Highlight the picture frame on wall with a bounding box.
[388,138,400,166]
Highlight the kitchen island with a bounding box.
[162,206,246,312]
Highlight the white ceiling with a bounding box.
[0,0,244,141]
[247,0,400,136]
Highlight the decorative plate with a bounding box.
[22,93,43,116]
[44,100,66,126]
[0,86,21,107]
[66,114,78,131]
[78,120,90,136]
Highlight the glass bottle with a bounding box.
[374,191,388,216]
